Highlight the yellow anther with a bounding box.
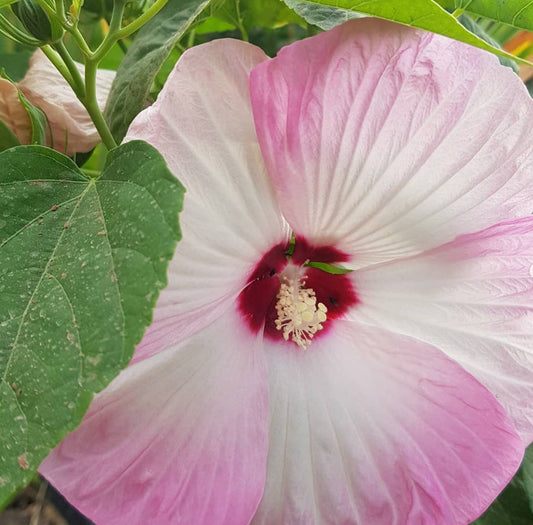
[274,277,328,350]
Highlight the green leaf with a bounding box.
[437,1,533,33]
[304,261,353,274]
[282,0,530,65]
[104,0,213,144]
[0,140,184,506]
[0,118,20,152]
[284,0,361,30]
[471,445,533,524]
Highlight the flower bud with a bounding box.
[12,0,64,43]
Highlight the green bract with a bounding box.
[0,141,184,506]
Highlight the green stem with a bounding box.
[43,44,116,149]
[91,0,125,62]
[91,0,168,62]
[234,0,248,42]
[114,0,168,39]
[451,8,465,18]
[40,45,77,92]
[53,40,85,97]
[55,0,65,23]
[186,28,195,48]
[69,25,93,56]
[108,0,125,34]
[84,59,117,149]
[34,0,93,55]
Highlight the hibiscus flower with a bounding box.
[40,18,533,525]
[0,49,114,154]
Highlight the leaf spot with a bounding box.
[17,454,29,470]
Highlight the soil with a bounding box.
[0,481,93,525]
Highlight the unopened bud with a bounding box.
[12,0,64,43]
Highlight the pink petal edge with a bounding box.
[354,216,533,442]
[253,320,523,525]
[40,307,270,525]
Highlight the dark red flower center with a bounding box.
[238,236,358,348]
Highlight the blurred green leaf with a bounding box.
[194,15,235,33]
[0,140,184,507]
[282,0,529,65]
[0,118,20,152]
[104,0,213,143]
[437,1,533,32]
[0,50,32,81]
[196,0,304,34]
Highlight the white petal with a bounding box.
[126,39,288,361]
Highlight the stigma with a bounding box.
[275,276,328,350]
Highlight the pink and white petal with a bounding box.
[250,18,533,266]
[127,40,289,362]
[253,321,522,525]
[40,308,269,525]
[353,217,533,442]
[0,78,31,143]
[18,49,115,154]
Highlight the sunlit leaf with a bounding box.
[437,1,533,33]
[282,0,529,65]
